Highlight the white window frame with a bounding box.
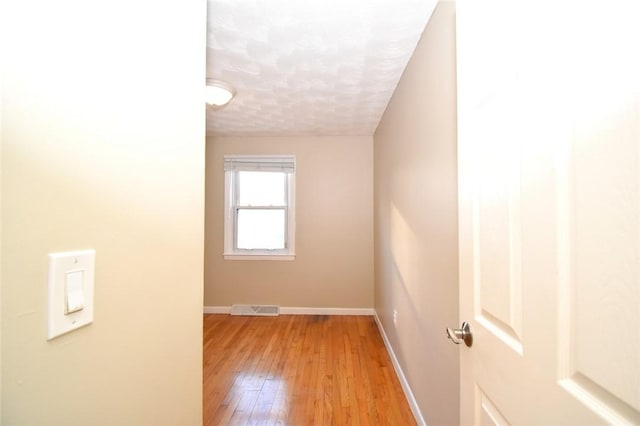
[223,155,296,261]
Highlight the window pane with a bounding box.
[237,209,286,250]
[238,171,285,206]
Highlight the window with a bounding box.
[223,155,295,260]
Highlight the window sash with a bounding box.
[234,206,288,251]
[234,170,288,208]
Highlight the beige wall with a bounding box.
[1,1,205,424]
[205,136,373,309]
[0,30,3,419]
[373,1,459,425]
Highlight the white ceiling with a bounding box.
[206,0,437,137]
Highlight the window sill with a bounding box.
[223,253,296,261]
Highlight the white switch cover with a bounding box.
[47,249,95,340]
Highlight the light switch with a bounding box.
[47,249,95,340]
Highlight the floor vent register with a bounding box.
[230,304,280,316]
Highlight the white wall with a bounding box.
[1,0,205,424]
[373,1,459,424]
[205,136,373,309]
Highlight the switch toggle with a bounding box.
[65,270,85,314]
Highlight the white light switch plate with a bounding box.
[47,249,95,340]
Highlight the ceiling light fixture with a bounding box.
[205,79,235,109]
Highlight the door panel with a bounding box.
[474,81,524,353]
[558,23,640,418]
[477,386,510,426]
[557,112,640,422]
[457,0,640,424]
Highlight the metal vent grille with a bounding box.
[230,304,280,316]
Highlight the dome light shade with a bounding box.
[205,79,235,108]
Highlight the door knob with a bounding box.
[446,322,473,347]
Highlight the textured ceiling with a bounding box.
[206,0,437,137]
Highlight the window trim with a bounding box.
[223,155,296,261]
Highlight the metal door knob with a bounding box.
[446,322,473,347]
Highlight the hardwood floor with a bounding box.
[203,314,417,425]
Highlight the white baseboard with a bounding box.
[373,311,426,426]
[203,306,230,314]
[280,307,374,315]
[203,306,374,316]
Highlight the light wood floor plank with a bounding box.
[203,314,417,425]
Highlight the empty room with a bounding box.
[2,0,639,425]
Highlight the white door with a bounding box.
[456,0,640,424]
